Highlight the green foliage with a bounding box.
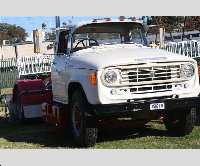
[0,109,200,149]
[146,16,200,33]
[45,32,56,40]
[184,16,200,31]
[144,16,200,42]
[0,23,28,44]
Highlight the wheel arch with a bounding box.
[68,82,86,104]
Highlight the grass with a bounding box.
[0,111,200,149]
[0,88,13,95]
[0,88,200,149]
[95,122,200,149]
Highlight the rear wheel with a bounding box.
[163,108,196,136]
[15,89,25,124]
[70,89,98,147]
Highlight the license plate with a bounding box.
[150,103,165,110]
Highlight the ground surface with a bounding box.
[0,111,200,149]
[1,88,200,149]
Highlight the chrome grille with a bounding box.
[130,83,173,94]
[120,65,181,84]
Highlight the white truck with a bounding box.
[9,18,200,147]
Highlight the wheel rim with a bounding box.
[72,102,82,137]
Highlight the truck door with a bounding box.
[51,31,69,103]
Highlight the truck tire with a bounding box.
[15,89,25,124]
[195,109,200,126]
[70,89,98,147]
[163,108,196,136]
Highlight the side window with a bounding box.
[57,31,68,54]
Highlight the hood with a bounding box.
[70,44,196,70]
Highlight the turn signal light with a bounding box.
[91,72,97,85]
[131,17,137,21]
[35,29,39,37]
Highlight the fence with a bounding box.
[0,54,54,89]
[165,40,200,57]
[17,55,53,77]
[0,58,18,89]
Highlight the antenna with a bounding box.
[55,16,60,39]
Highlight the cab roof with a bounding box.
[59,18,144,33]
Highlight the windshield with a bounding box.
[71,22,147,52]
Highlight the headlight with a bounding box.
[101,69,120,85]
[181,64,195,78]
[104,70,117,83]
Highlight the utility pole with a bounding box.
[182,16,187,41]
[55,16,60,28]
[159,27,165,49]
[55,16,60,40]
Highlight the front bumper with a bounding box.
[93,97,200,118]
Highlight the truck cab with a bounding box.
[52,19,150,104]
[49,18,200,147]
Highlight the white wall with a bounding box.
[0,42,54,59]
[0,45,16,59]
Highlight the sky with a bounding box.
[0,16,137,38]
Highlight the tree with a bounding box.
[146,16,186,42]
[0,23,28,44]
[181,16,200,40]
[146,16,200,42]
[45,32,56,40]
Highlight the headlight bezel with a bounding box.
[181,63,195,78]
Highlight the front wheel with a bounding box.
[195,109,200,126]
[163,108,196,136]
[70,89,98,147]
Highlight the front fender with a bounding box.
[68,69,100,105]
